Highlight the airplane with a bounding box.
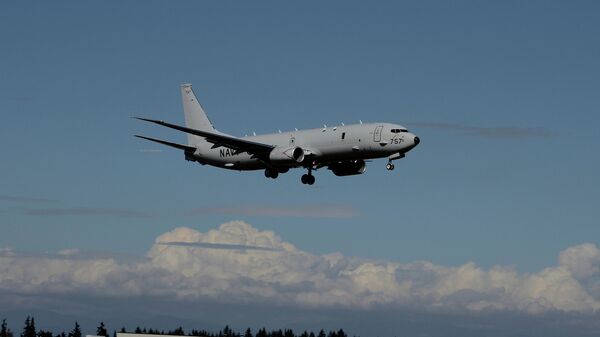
[134,83,420,185]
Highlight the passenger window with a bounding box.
[341,132,346,140]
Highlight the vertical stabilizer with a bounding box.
[181,83,216,146]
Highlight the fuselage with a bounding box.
[190,122,419,170]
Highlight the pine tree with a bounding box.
[317,330,325,337]
[68,322,81,337]
[21,317,36,337]
[1,320,13,337]
[255,328,267,337]
[38,330,53,337]
[96,323,108,337]
[243,329,252,337]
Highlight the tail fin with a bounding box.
[181,83,216,145]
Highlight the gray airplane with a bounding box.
[135,83,420,185]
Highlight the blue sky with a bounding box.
[1,1,600,335]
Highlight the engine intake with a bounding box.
[328,160,367,176]
[269,146,305,165]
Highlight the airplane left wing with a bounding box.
[134,117,275,159]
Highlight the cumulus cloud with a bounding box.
[157,241,282,252]
[1,221,599,314]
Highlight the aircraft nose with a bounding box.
[413,136,420,146]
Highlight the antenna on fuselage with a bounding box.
[359,120,363,124]
[341,122,345,126]
[294,127,298,131]
[253,131,256,136]
[278,129,282,134]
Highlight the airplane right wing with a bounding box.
[134,117,275,159]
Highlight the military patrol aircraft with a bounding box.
[134,84,420,185]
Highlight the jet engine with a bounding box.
[328,160,367,176]
[269,146,305,165]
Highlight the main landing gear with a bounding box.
[386,162,395,171]
[301,167,315,185]
[265,166,315,185]
[301,174,315,185]
[264,168,279,179]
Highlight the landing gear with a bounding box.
[264,168,279,179]
[301,167,315,185]
[301,174,315,185]
[386,153,404,171]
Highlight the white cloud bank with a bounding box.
[1,221,600,314]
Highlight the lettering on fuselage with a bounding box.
[220,148,241,157]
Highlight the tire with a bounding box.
[265,169,278,179]
[301,174,308,184]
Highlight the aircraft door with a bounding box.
[373,125,383,142]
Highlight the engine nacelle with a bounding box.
[269,146,305,165]
[329,160,367,176]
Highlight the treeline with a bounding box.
[1,317,350,337]
[1,317,84,337]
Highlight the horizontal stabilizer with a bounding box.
[134,135,196,152]
[133,117,275,159]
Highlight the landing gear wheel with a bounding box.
[301,174,315,185]
[301,174,309,184]
[265,168,279,179]
[386,163,395,171]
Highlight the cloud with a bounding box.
[405,122,554,139]
[189,205,358,218]
[558,243,600,279]
[158,241,282,252]
[1,221,599,315]
[0,195,53,203]
[24,207,151,218]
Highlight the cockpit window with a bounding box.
[391,128,409,133]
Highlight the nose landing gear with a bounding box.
[386,153,404,171]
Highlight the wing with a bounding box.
[134,117,275,159]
